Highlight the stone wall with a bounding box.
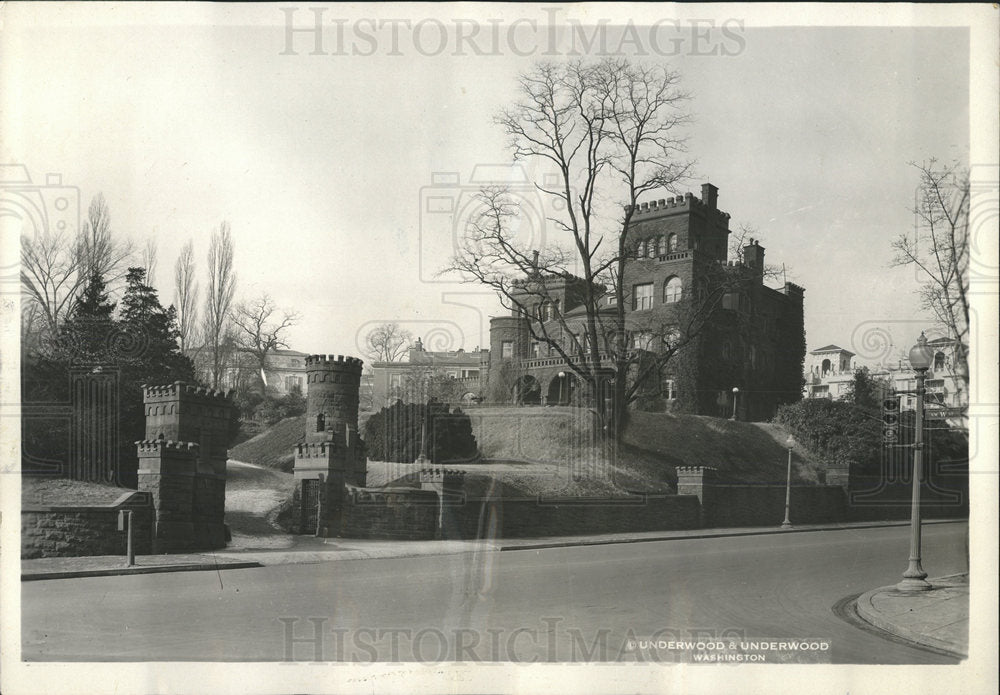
[341,487,439,540]
[441,495,702,540]
[21,491,153,559]
[702,485,846,527]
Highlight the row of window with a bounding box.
[636,234,680,259]
[534,300,560,321]
[632,277,683,310]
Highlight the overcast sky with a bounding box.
[2,4,992,369]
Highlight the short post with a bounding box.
[782,435,795,529]
[731,387,739,420]
[119,509,135,566]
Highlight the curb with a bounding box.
[21,560,262,582]
[854,581,968,659]
[496,518,964,552]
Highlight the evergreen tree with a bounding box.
[115,267,197,484]
[57,271,118,363]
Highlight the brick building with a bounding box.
[483,183,806,421]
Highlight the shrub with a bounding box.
[364,399,478,464]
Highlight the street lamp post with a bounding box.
[897,332,934,592]
[782,435,795,529]
[731,387,739,420]
[558,371,565,406]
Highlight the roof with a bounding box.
[408,350,483,366]
[810,344,855,355]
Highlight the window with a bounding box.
[657,236,666,256]
[663,378,677,400]
[934,352,946,371]
[632,332,654,351]
[663,276,683,303]
[633,283,654,310]
[501,341,513,359]
[667,233,678,252]
[531,341,542,357]
[285,375,302,392]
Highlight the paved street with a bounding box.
[22,522,967,664]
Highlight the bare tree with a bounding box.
[447,59,708,438]
[203,221,237,389]
[20,193,132,340]
[141,238,158,288]
[173,239,199,351]
[891,160,970,392]
[80,193,133,286]
[231,292,299,393]
[20,226,86,338]
[364,322,413,362]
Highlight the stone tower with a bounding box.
[291,354,367,535]
[136,382,237,552]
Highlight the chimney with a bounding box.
[701,183,718,210]
[742,239,765,279]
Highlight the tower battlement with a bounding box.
[295,441,338,458]
[625,191,730,223]
[143,381,233,404]
[135,439,200,455]
[306,354,364,371]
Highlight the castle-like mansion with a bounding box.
[373,183,807,421]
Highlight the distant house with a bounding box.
[803,334,968,424]
[370,338,488,407]
[187,347,310,396]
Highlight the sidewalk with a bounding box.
[21,517,964,579]
[855,573,969,658]
[21,554,261,581]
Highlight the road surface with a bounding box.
[21,522,968,663]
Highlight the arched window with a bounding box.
[934,351,946,371]
[821,359,831,375]
[657,236,666,256]
[663,276,683,303]
[316,413,326,433]
[642,239,652,258]
[667,233,679,252]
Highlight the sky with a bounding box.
[1,4,991,371]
